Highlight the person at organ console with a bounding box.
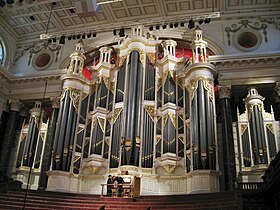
[106,175,113,196]
[116,176,124,197]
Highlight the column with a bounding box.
[0,101,9,155]
[0,99,22,179]
[6,106,28,178]
[219,85,236,191]
[22,101,43,168]
[38,97,60,190]
[274,82,280,121]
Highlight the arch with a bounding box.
[0,29,12,68]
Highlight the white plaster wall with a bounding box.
[3,18,279,77]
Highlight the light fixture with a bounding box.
[59,35,65,44]
[188,19,195,29]
[198,19,204,25]
[6,0,14,4]
[0,0,6,8]
[97,0,122,5]
[204,18,211,24]
[119,28,125,37]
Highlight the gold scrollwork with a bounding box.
[127,48,145,64]
[124,138,132,151]
[266,123,274,134]
[201,149,207,160]
[103,77,110,91]
[144,105,155,122]
[169,113,176,128]
[69,87,82,111]
[178,136,184,144]
[157,78,163,90]
[163,164,176,174]
[110,107,123,124]
[189,77,214,103]
[146,52,156,66]
[164,90,174,96]
[105,137,110,145]
[118,55,126,67]
[136,136,141,148]
[162,114,168,128]
[240,124,248,135]
[74,155,80,163]
[97,117,106,133]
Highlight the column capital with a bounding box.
[275,82,280,97]
[218,85,231,99]
[9,99,22,112]
[2,100,9,112]
[50,96,60,109]
[19,105,29,117]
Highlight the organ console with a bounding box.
[101,171,141,198]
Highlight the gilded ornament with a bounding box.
[127,48,145,64]
[164,90,175,96]
[201,149,207,160]
[40,132,45,140]
[20,133,27,143]
[97,117,106,133]
[110,108,123,124]
[105,137,110,145]
[118,55,126,67]
[189,77,214,102]
[162,114,168,128]
[163,164,176,174]
[156,136,161,144]
[144,105,155,122]
[88,166,99,174]
[125,138,132,151]
[74,155,81,163]
[146,52,156,66]
[63,148,68,155]
[70,87,82,111]
[169,113,177,128]
[103,77,110,91]
[240,124,248,135]
[266,123,274,134]
[193,144,198,153]
[110,81,115,93]
[263,112,272,119]
[157,78,163,90]
[178,136,184,144]
[136,136,141,148]
[142,168,152,173]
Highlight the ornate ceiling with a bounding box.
[0,0,279,44]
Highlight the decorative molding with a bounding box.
[218,85,231,99]
[9,99,22,112]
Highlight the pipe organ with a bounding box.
[11,26,279,195]
[236,87,279,182]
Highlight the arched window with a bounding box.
[0,38,4,65]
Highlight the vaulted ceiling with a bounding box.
[1,0,279,44]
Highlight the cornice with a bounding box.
[0,66,66,84]
[210,51,280,71]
